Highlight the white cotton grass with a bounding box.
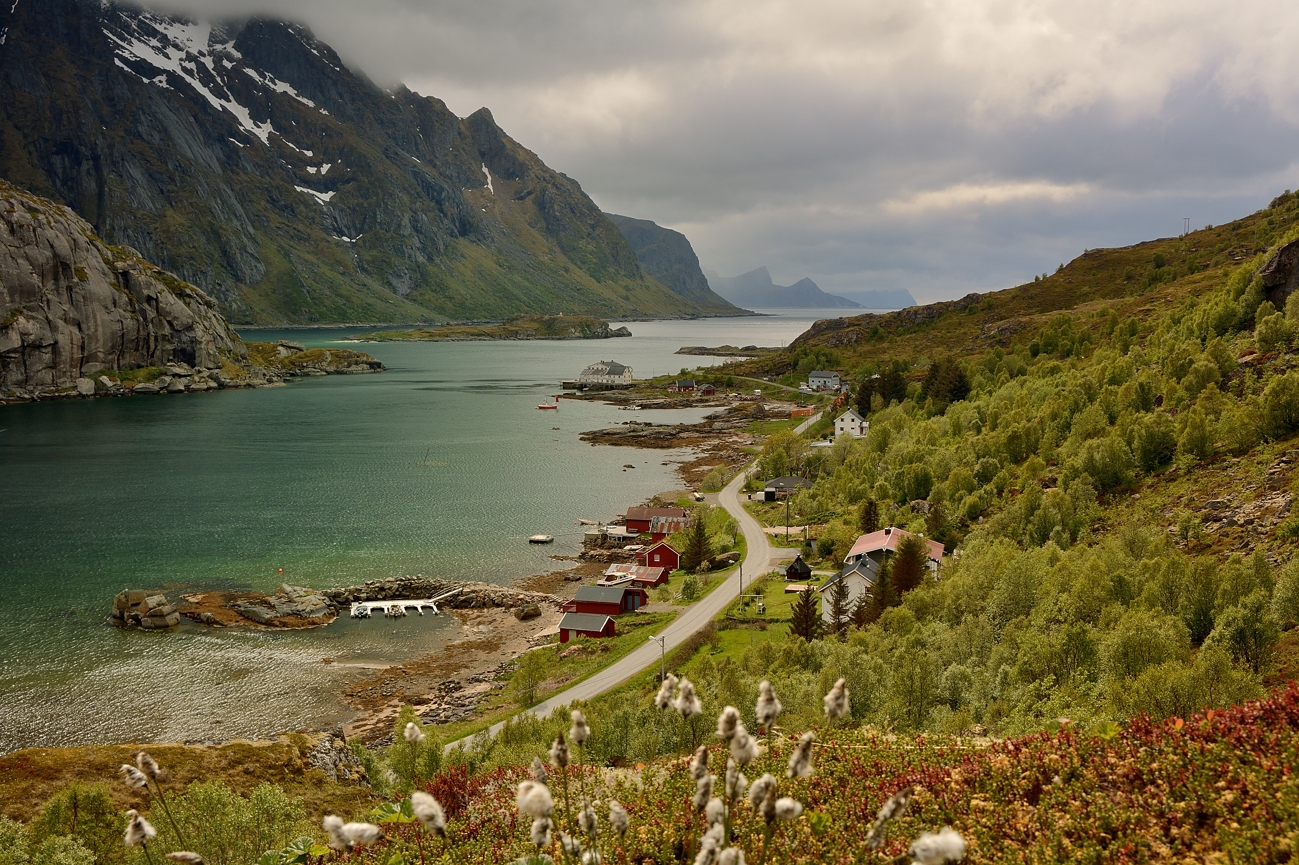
[718,848,746,865]
[119,764,148,790]
[823,677,849,720]
[323,815,346,850]
[341,822,382,848]
[787,731,815,779]
[693,774,714,811]
[693,821,725,865]
[404,722,426,745]
[560,833,583,857]
[530,817,553,847]
[704,796,725,825]
[689,744,710,781]
[530,755,549,784]
[655,673,679,710]
[570,709,590,745]
[774,797,804,821]
[865,786,914,850]
[123,810,155,847]
[747,774,776,811]
[715,706,740,741]
[410,791,446,837]
[728,722,759,767]
[578,802,598,835]
[582,850,602,865]
[909,827,967,864]
[674,677,702,719]
[608,799,629,835]
[165,854,204,864]
[755,680,782,732]
[516,780,556,818]
[550,733,570,769]
[724,758,748,802]
[136,751,162,781]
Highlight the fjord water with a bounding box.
[0,311,849,752]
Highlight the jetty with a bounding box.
[350,587,463,619]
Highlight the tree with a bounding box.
[924,501,947,544]
[790,586,821,641]
[892,534,928,594]
[514,649,549,706]
[827,576,850,640]
[879,364,908,406]
[681,511,712,572]
[920,358,971,410]
[868,559,899,620]
[855,377,877,416]
[1205,591,1280,674]
[850,590,872,629]
[859,498,880,534]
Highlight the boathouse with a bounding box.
[636,541,681,571]
[625,506,689,534]
[600,564,670,588]
[559,612,616,643]
[562,585,649,616]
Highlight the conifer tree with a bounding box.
[868,559,898,621]
[681,510,712,572]
[859,498,880,535]
[828,575,851,640]
[892,534,928,593]
[851,590,872,629]
[790,586,821,641]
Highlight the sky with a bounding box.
[157,0,1299,303]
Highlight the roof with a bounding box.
[650,515,691,534]
[764,476,812,490]
[573,585,643,604]
[819,558,879,594]
[675,379,696,387]
[559,612,614,632]
[808,370,840,378]
[625,506,689,522]
[786,555,812,577]
[836,409,864,422]
[640,541,679,556]
[845,527,945,562]
[581,360,628,375]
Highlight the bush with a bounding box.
[0,817,95,865]
[27,784,122,865]
[1176,405,1214,462]
[1131,413,1177,472]
[1078,434,1134,490]
[679,575,700,601]
[1271,559,1299,629]
[128,781,305,865]
[700,465,727,492]
[1261,372,1299,438]
[1205,591,1280,674]
[1256,311,1292,353]
[1101,609,1190,681]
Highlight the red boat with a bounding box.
[538,395,560,410]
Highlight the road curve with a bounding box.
[450,413,819,748]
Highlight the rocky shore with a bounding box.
[578,400,791,448]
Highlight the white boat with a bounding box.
[529,534,555,544]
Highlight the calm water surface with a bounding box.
[0,310,857,751]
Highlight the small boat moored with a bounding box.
[529,534,555,544]
[538,395,560,410]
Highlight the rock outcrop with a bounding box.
[1257,237,1299,308]
[111,590,181,629]
[0,181,246,396]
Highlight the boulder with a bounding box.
[75,377,95,395]
[166,378,186,393]
[139,612,180,629]
[131,383,160,394]
[278,340,306,352]
[513,603,542,621]
[98,375,118,390]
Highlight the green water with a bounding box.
[0,313,835,751]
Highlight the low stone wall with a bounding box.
[322,576,562,610]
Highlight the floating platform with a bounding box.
[529,534,555,544]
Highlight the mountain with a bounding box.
[0,179,244,392]
[0,1,722,325]
[833,289,918,310]
[604,214,742,313]
[705,267,862,308]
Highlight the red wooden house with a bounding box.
[558,612,616,643]
[624,506,689,534]
[562,585,649,616]
[699,384,717,395]
[636,541,681,571]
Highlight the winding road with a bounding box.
[451,413,819,747]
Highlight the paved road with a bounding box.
[449,414,819,748]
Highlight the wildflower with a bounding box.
[774,797,803,821]
[124,810,155,847]
[694,821,725,865]
[531,817,553,847]
[729,722,759,766]
[689,744,710,781]
[165,854,203,864]
[823,677,849,720]
[323,815,347,850]
[530,755,549,784]
[341,822,382,848]
[119,764,149,790]
[560,833,584,857]
[582,851,602,865]
[755,680,782,732]
[675,678,702,719]
[608,799,629,835]
[693,774,715,811]
[724,758,748,802]
[550,732,570,769]
[404,722,426,745]
[570,709,590,745]
[865,786,914,850]
[136,751,162,780]
[705,797,725,825]
[747,774,776,812]
[578,802,598,835]
[655,674,679,710]
[757,781,778,824]
[787,732,815,779]
[516,780,556,818]
[715,706,740,741]
[410,791,446,837]
[908,827,966,864]
[719,848,746,865]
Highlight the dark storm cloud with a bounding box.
[154,0,1299,301]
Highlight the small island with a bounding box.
[347,314,632,342]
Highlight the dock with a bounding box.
[350,586,463,619]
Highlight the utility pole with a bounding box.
[649,634,666,682]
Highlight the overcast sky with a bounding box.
[158,0,1299,303]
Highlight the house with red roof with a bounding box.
[844,527,944,575]
[624,506,689,534]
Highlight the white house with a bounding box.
[835,409,868,438]
[817,557,879,625]
[808,370,841,390]
[845,527,944,576]
[578,360,633,384]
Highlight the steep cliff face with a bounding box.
[0,181,245,393]
[0,0,714,324]
[605,214,741,312]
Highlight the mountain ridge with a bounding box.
[604,213,742,313]
[0,1,723,324]
[706,266,865,308]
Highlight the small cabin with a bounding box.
[699,383,717,395]
[600,564,670,588]
[668,379,696,392]
[559,612,616,643]
[785,555,812,582]
[762,476,812,501]
[636,541,681,571]
[562,585,650,616]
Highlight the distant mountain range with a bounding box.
[0,0,735,324]
[704,267,916,310]
[605,215,742,313]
